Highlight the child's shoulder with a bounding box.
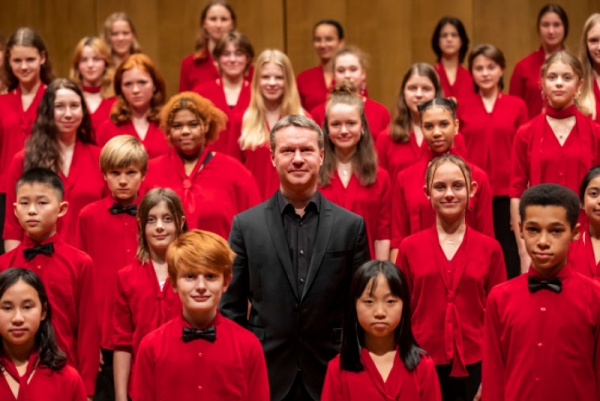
[79,197,112,219]
[56,241,94,265]
[220,315,262,348]
[488,274,528,300]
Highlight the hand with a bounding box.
[99,349,104,372]
[473,383,482,401]
[88,397,93,401]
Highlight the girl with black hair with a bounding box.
[322,260,441,400]
[0,267,86,400]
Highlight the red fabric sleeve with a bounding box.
[509,62,526,100]
[418,356,443,401]
[472,169,495,238]
[112,270,134,353]
[3,152,24,240]
[321,360,344,401]
[482,291,505,401]
[246,337,270,401]
[391,172,410,249]
[376,170,391,241]
[509,125,530,199]
[132,337,156,401]
[228,114,243,161]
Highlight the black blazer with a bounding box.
[220,191,369,401]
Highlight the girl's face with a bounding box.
[426,162,473,220]
[121,67,155,111]
[542,60,582,109]
[539,12,565,49]
[0,279,46,348]
[313,24,344,61]
[203,5,234,43]
[587,23,600,67]
[327,103,363,154]
[403,74,436,116]
[218,42,248,79]
[422,106,458,154]
[110,20,134,57]
[334,54,366,91]
[169,108,208,155]
[259,62,285,104]
[8,45,45,87]
[471,54,503,93]
[54,88,84,137]
[439,23,461,58]
[144,201,180,253]
[356,273,402,342]
[583,175,600,227]
[78,45,106,87]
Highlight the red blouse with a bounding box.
[434,62,474,102]
[594,79,600,123]
[398,226,506,376]
[89,97,116,141]
[509,46,546,120]
[568,228,600,279]
[0,84,46,193]
[179,53,220,93]
[96,119,169,159]
[297,65,330,113]
[457,93,528,196]
[319,168,391,259]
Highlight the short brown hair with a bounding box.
[166,229,234,284]
[212,30,254,70]
[99,135,148,174]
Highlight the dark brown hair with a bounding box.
[468,43,506,92]
[194,0,237,60]
[431,17,470,63]
[538,4,569,41]
[3,28,53,91]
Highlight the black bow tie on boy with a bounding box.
[182,326,217,343]
[527,276,562,294]
[23,243,55,261]
[109,203,137,216]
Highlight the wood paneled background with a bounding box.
[0,0,597,110]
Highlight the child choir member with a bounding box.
[96,53,169,158]
[510,4,569,119]
[228,49,305,200]
[179,0,238,92]
[100,12,141,67]
[568,166,600,279]
[69,37,116,136]
[458,44,528,279]
[375,63,445,183]
[76,135,147,400]
[0,268,87,401]
[0,28,52,252]
[132,229,270,401]
[397,154,506,401]
[483,183,600,401]
[579,13,600,122]
[296,20,345,112]
[318,83,391,260]
[310,46,390,142]
[321,260,442,401]
[510,51,600,273]
[4,79,105,252]
[390,98,494,263]
[431,17,473,102]
[194,30,254,153]
[145,92,260,238]
[0,168,99,398]
[113,188,187,401]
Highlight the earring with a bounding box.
[361,131,364,136]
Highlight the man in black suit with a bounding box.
[220,114,369,401]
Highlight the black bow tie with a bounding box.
[182,326,217,343]
[109,203,137,216]
[23,243,55,261]
[528,276,562,294]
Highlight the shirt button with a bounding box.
[540,307,546,312]
[198,385,202,390]
[198,353,203,357]
[37,266,41,270]
[300,222,303,226]
[537,342,543,347]
[300,250,304,255]
[534,377,541,382]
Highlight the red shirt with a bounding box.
[509,110,600,198]
[0,84,46,193]
[297,65,330,113]
[0,362,87,401]
[319,168,391,259]
[132,312,270,401]
[145,148,261,238]
[194,78,252,154]
[569,228,600,279]
[594,80,600,123]
[322,349,441,401]
[434,62,474,102]
[483,266,600,401]
[509,46,546,120]
[391,150,494,248]
[4,142,106,243]
[0,235,99,396]
[398,226,506,376]
[77,196,139,349]
[457,93,528,196]
[179,53,220,93]
[96,119,169,159]
[310,98,391,142]
[89,97,116,141]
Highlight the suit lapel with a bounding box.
[264,196,299,299]
[301,197,333,300]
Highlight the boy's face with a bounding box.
[520,205,580,276]
[104,165,145,205]
[173,269,231,326]
[14,183,67,242]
